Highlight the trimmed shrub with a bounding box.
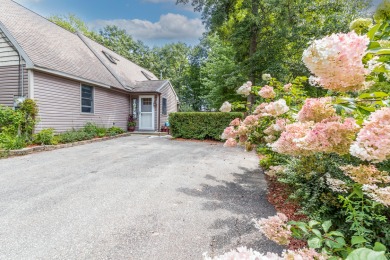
[169,112,244,140]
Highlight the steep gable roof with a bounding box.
[77,33,159,90]
[0,0,163,92]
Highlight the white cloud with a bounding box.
[90,13,205,42]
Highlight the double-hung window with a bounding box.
[81,85,94,113]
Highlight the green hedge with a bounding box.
[169,112,244,140]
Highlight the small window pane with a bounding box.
[81,85,94,113]
[162,98,167,115]
[141,98,152,112]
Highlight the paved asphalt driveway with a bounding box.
[0,135,282,259]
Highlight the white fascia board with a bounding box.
[0,21,34,68]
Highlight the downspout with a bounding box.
[158,93,161,132]
[20,54,24,97]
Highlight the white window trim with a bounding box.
[80,84,95,114]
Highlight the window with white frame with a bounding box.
[81,85,94,113]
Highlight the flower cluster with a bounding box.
[221,126,237,140]
[294,117,359,155]
[203,247,281,260]
[283,83,292,92]
[273,117,359,156]
[262,74,272,81]
[259,85,276,99]
[341,165,390,185]
[253,213,291,246]
[264,119,289,144]
[237,81,253,96]
[271,122,314,156]
[265,165,286,178]
[363,185,390,207]
[258,99,289,117]
[302,32,369,92]
[350,107,390,163]
[219,101,232,112]
[325,174,348,193]
[203,247,328,260]
[297,97,336,123]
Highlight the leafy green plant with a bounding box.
[106,126,124,136]
[33,128,56,145]
[0,133,26,150]
[290,219,388,258]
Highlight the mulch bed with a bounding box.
[172,138,221,145]
[265,175,308,250]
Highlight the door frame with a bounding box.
[138,95,155,131]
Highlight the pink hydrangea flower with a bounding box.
[223,138,238,147]
[341,165,390,185]
[229,118,241,127]
[271,122,314,156]
[302,32,370,92]
[297,97,336,123]
[253,213,292,246]
[243,115,259,126]
[203,247,282,260]
[283,83,292,92]
[272,117,359,156]
[350,107,390,163]
[294,117,359,155]
[259,85,276,99]
[221,126,237,140]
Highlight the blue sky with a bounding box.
[14,0,382,47]
[14,0,205,47]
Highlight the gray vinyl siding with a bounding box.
[159,83,178,128]
[34,72,129,132]
[0,30,19,67]
[0,65,28,107]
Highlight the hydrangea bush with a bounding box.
[210,7,390,260]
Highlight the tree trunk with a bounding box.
[247,0,259,112]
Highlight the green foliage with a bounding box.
[0,99,38,150]
[0,133,25,150]
[170,112,244,140]
[33,128,56,145]
[339,185,390,245]
[106,126,125,136]
[290,219,388,258]
[200,34,246,109]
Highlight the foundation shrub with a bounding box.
[170,112,244,140]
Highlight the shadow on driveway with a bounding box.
[177,166,284,255]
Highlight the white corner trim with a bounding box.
[0,21,34,68]
[28,69,34,99]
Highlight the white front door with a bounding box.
[139,96,154,130]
